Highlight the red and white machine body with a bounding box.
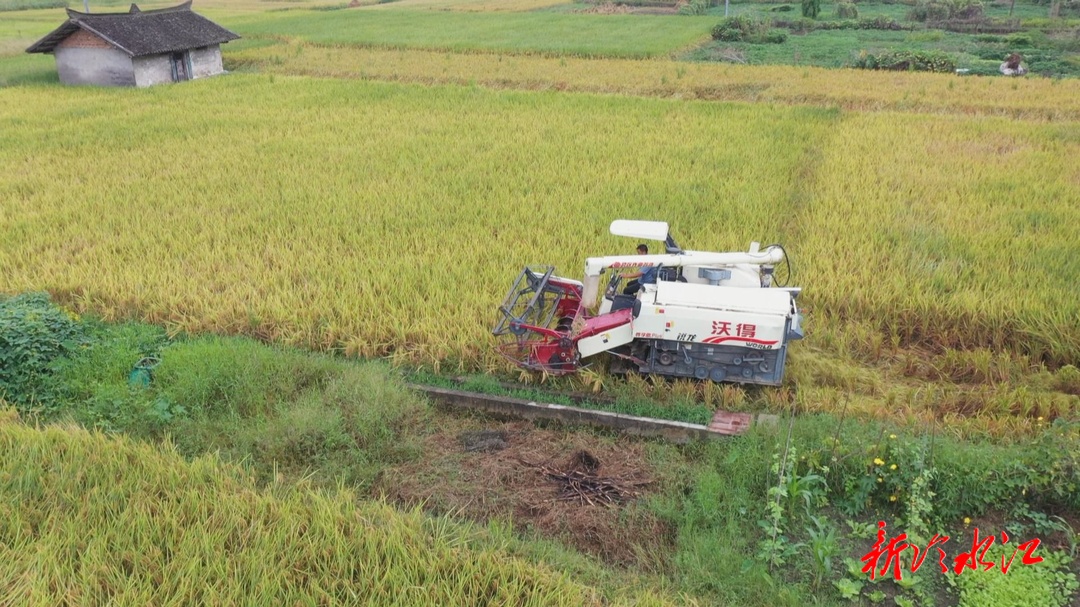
[493,220,803,386]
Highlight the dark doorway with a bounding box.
[170,52,189,82]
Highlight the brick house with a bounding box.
[26,1,240,87]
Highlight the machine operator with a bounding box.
[622,244,658,295]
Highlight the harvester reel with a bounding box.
[493,267,582,375]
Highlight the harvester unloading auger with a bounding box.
[493,220,804,386]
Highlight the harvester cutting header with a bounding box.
[493,220,804,386]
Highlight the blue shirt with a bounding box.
[640,266,658,285]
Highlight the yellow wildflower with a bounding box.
[964,517,971,525]
[877,477,883,483]
[890,464,897,470]
[874,458,885,466]
[889,434,897,439]
[890,495,897,502]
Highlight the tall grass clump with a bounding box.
[153,335,341,418]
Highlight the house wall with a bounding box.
[54,46,135,87]
[189,45,224,79]
[132,54,174,88]
[132,45,224,87]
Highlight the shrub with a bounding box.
[678,0,710,15]
[836,2,859,18]
[951,0,986,18]
[1057,365,1080,395]
[858,15,903,29]
[1005,32,1033,46]
[802,0,821,18]
[777,16,903,30]
[0,293,86,410]
[909,0,984,21]
[783,17,818,32]
[712,16,788,43]
[712,16,754,40]
[909,0,948,20]
[765,29,789,43]
[853,49,957,72]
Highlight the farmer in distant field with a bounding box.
[622,243,658,295]
[1000,53,1027,76]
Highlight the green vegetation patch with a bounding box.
[2,293,428,488]
[0,0,64,11]
[230,9,715,57]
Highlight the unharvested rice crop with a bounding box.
[228,42,1080,120]
[0,76,826,367]
[0,408,668,605]
[0,76,1077,374]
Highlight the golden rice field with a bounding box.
[1,74,1078,391]
[0,71,1075,425]
[3,0,1080,428]
[0,75,823,360]
[0,409,670,605]
[230,42,1080,120]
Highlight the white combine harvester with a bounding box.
[493,220,804,386]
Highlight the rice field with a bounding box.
[0,76,823,361]
[0,74,1077,375]
[1,3,1079,429]
[228,9,717,57]
[0,409,668,605]
[229,42,1080,119]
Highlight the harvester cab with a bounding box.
[493,220,804,386]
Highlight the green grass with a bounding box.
[230,8,716,57]
[718,0,1057,22]
[0,53,57,86]
[42,319,429,488]
[0,0,63,11]
[673,0,1080,76]
[687,26,1080,76]
[692,28,923,67]
[409,369,718,425]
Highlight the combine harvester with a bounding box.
[494,220,804,386]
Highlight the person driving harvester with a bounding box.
[622,243,658,295]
